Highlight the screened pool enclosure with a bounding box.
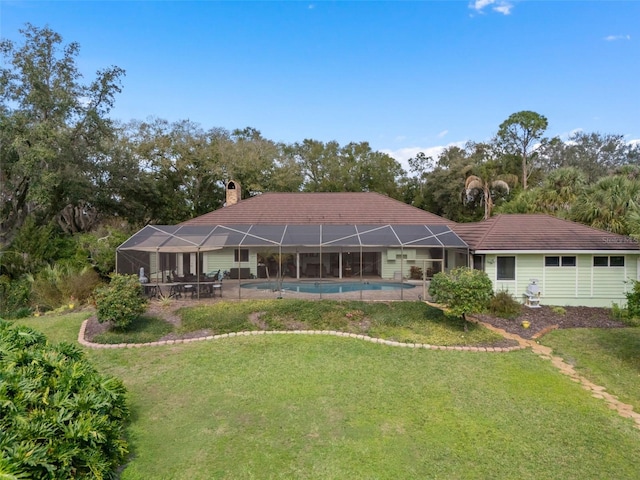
[116,224,469,299]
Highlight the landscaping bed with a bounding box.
[475,305,628,339]
[83,301,629,345]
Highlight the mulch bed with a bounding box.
[475,305,629,340]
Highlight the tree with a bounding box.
[497,111,548,190]
[560,132,639,183]
[464,159,518,220]
[429,267,494,331]
[497,166,587,217]
[293,139,404,195]
[0,24,125,247]
[569,175,640,235]
[414,145,485,222]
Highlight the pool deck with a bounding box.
[161,279,429,303]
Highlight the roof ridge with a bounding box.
[473,215,500,248]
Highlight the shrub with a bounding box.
[429,267,493,330]
[551,306,566,316]
[0,321,129,478]
[625,279,640,319]
[488,290,522,319]
[410,266,423,280]
[94,274,148,329]
[29,264,102,311]
[0,275,32,318]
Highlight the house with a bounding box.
[117,184,469,285]
[117,183,640,307]
[453,214,640,307]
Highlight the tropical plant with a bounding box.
[570,175,640,235]
[429,267,494,331]
[94,274,147,329]
[464,161,518,219]
[497,167,587,217]
[488,290,522,319]
[0,321,129,479]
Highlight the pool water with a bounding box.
[242,281,415,294]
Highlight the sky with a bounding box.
[1,0,639,172]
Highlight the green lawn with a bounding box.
[12,309,640,479]
[541,327,640,412]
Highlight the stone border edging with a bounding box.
[77,319,524,352]
[471,316,640,429]
[78,318,640,429]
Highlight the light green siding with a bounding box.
[205,249,258,277]
[484,253,639,307]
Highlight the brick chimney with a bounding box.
[226,180,240,206]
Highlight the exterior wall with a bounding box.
[381,248,448,280]
[205,248,258,278]
[484,253,638,308]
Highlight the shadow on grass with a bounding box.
[94,315,175,344]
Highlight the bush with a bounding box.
[0,321,129,479]
[29,264,102,311]
[488,290,522,319]
[0,275,32,318]
[410,266,423,280]
[429,267,493,330]
[94,274,148,329]
[625,279,640,319]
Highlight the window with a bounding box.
[593,256,608,267]
[234,248,249,262]
[545,256,560,267]
[610,256,625,267]
[545,256,575,267]
[594,256,625,267]
[497,256,515,280]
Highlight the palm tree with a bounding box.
[536,167,587,215]
[464,162,518,220]
[570,175,640,235]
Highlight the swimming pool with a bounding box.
[242,281,416,294]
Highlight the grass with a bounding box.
[90,337,640,479]
[540,327,640,412]
[7,311,90,344]
[177,300,506,346]
[93,315,174,344]
[11,306,640,479]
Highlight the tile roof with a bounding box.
[181,192,455,226]
[453,214,640,251]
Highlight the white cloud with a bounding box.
[470,0,513,15]
[493,4,513,15]
[437,130,449,138]
[604,34,631,41]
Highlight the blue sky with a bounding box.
[2,1,639,171]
